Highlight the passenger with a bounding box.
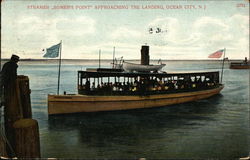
[119,82,123,91]
[173,81,178,89]
[192,83,196,88]
[85,80,90,92]
[91,82,95,91]
[109,82,113,91]
[123,82,127,91]
[244,57,248,64]
[126,81,130,91]
[200,78,206,88]
[140,80,146,93]
[133,85,137,92]
[112,82,116,91]
[184,79,191,89]
[100,82,104,89]
[144,79,150,91]
[168,81,175,90]
[148,84,154,91]
[175,80,180,89]
[130,82,133,91]
[206,77,212,87]
[159,78,163,85]
[115,82,120,91]
[177,80,185,89]
[153,77,158,88]
[103,83,108,92]
[112,85,116,91]
[134,79,139,87]
[158,78,165,90]
[137,79,142,91]
[196,78,202,88]
[164,81,169,90]
[148,79,153,91]
[81,85,85,90]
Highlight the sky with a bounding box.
[1,0,249,60]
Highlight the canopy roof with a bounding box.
[78,70,219,78]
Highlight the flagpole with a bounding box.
[99,49,101,68]
[57,40,62,95]
[112,47,115,68]
[220,48,226,83]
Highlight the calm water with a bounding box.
[14,60,250,158]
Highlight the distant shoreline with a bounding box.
[0,58,246,62]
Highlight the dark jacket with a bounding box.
[1,61,18,87]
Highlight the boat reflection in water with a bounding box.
[47,94,223,157]
[47,45,224,115]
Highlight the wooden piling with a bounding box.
[17,75,32,118]
[13,118,40,158]
[4,79,23,157]
[3,75,36,157]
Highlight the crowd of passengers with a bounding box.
[79,77,218,93]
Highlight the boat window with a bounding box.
[201,76,205,82]
[178,77,184,80]
[191,77,195,82]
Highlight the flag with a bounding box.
[43,43,61,58]
[208,49,224,58]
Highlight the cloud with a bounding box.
[62,42,142,59]
[1,15,96,58]
[145,14,249,59]
[56,17,95,36]
[146,17,204,47]
[229,14,249,35]
[147,17,181,45]
[192,17,232,48]
[194,16,229,31]
[14,16,96,43]
[110,27,142,41]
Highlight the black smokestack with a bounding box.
[141,45,149,65]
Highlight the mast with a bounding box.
[57,40,62,95]
[99,49,101,68]
[220,48,226,83]
[112,47,115,68]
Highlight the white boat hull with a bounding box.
[123,62,166,72]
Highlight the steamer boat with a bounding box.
[230,57,250,69]
[48,45,224,115]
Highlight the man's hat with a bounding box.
[11,54,20,61]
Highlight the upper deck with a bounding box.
[77,70,220,96]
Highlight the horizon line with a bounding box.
[1,58,247,61]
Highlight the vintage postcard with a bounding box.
[1,0,249,159]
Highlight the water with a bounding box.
[14,60,250,158]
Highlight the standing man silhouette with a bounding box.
[1,54,20,105]
[0,54,20,157]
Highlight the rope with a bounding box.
[0,107,16,157]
